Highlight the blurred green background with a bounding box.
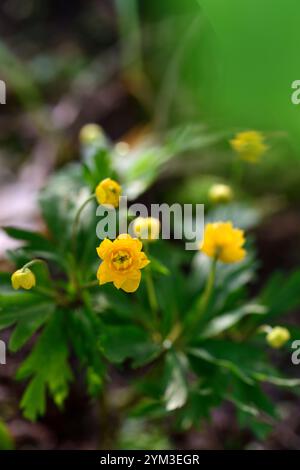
[1,0,300,207]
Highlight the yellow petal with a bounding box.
[113,275,126,289]
[121,271,141,293]
[22,271,36,289]
[11,272,21,290]
[138,252,150,269]
[97,261,114,285]
[96,238,113,260]
[132,237,142,252]
[116,234,142,250]
[219,247,246,263]
[117,234,132,240]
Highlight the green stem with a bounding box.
[80,280,99,290]
[34,286,57,299]
[22,259,57,298]
[143,241,159,326]
[22,258,47,272]
[145,267,159,324]
[71,194,96,256]
[199,256,217,318]
[164,322,182,349]
[183,257,217,341]
[232,157,244,188]
[258,324,272,334]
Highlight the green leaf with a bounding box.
[82,147,112,189]
[144,243,191,336]
[149,256,170,276]
[86,366,104,396]
[231,378,277,418]
[98,285,144,320]
[38,165,85,251]
[17,311,73,420]
[189,250,258,311]
[225,394,260,418]
[118,125,224,199]
[164,351,188,411]
[130,399,166,420]
[68,307,100,362]
[260,269,300,319]
[38,164,98,274]
[20,375,46,421]
[100,324,159,366]
[188,347,254,385]
[177,387,221,430]
[201,304,267,339]
[3,228,68,272]
[2,226,55,252]
[67,307,105,396]
[252,372,300,388]
[0,421,14,450]
[0,296,54,331]
[9,308,51,352]
[237,411,272,440]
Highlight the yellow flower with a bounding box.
[133,217,160,241]
[96,234,150,293]
[208,184,233,204]
[95,178,121,208]
[266,326,290,349]
[11,268,36,290]
[230,130,268,163]
[200,222,246,263]
[79,123,104,145]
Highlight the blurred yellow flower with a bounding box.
[11,268,36,290]
[115,141,130,156]
[95,178,121,208]
[208,184,233,204]
[230,130,268,163]
[200,222,246,263]
[133,217,160,241]
[266,326,290,349]
[96,234,150,292]
[79,123,103,145]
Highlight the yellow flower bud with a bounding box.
[230,130,268,163]
[95,178,121,208]
[208,184,233,204]
[115,141,130,156]
[79,123,104,145]
[266,326,291,349]
[133,217,160,241]
[11,268,36,290]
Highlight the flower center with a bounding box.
[111,250,132,271]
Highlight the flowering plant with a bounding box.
[1,126,300,446]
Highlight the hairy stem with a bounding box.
[71,193,96,256]
[145,267,159,324]
[199,256,217,318]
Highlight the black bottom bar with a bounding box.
[0,450,296,466]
